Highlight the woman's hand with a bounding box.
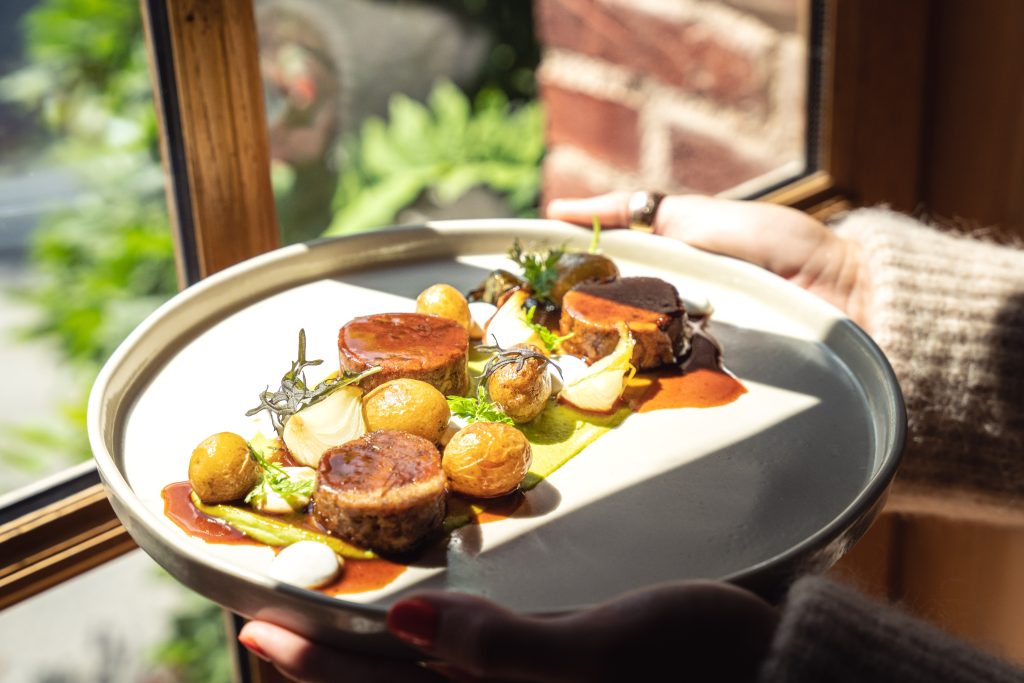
[546,193,872,333]
[239,580,779,682]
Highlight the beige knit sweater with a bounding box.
[837,208,1024,509]
[760,209,1024,682]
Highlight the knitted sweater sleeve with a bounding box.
[758,576,1024,683]
[832,209,1024,505]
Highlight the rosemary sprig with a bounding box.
[447,386,515,425]
[524,305,574,353]
[246,329,381,436]
[508,239,564,303]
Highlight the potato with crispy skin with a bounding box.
[188,432,258,504]
[443,422,532,498]
[362,378,450,443]
[485,345,552,423]
[416,284,471,331]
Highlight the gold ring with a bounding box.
[627,191,665,233]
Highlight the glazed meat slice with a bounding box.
[312,429,446,554]
[559,277,691,369]
[339,313,469,396]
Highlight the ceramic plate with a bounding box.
[88,220,904,657]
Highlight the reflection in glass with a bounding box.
[255,0,544,244]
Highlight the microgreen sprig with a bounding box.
[508,239,564,303]
[447,386,515,425]
[244,437,314,504]
[524,305,574,353]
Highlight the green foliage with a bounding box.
[0,0,155,152]
[20,176,175,368]
[324,81,543,236]
[151,592,233,683]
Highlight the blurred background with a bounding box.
[0,0,1021,681]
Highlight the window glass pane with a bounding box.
[255,0,544,245]
[536,0,812,201]
[0,0,175,499]
[259,0,814,246]
[0,549,231,683]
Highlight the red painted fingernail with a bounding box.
[387,598,438,648]
[238,634,270,662]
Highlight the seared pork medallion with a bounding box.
[312,429,446,554]
[338,312,469,396]
[560,277,691,369]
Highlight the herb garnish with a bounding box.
[508,239,564,303]
[589,216,602,254]
[508,219,602,302]
[524,305,574,353]
[244,435,314,506]
[447,386,515,425]
[246,329,381,436]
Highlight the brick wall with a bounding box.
[535,0,808,204]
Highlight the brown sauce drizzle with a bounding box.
[626,328,746,412]
[162,482,261,546]
[161,482,407,594]
[321,558,408,595]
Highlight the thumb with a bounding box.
[387,592,592,682]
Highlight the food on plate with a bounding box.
[165,232,747,596]
[247,329,379,437]
[506,238,618,307]
[559,323,637,412]
[362,378,450,443]
[446,386,515,425]
[468,269,527,305]
[482,344,556,423]
[338,312,469,396]
[190,492,374,559]
[482,289,548,351]
[312,429,447,554]
[282,385,365,468]
[549,252,619,304]
[443,422,533,498]
[416,283,471,331]
[188,432,259,504]
[560,276,690,369]
[268,540,343,589]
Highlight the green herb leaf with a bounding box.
[246,329,381,436]
[508,239,564,303]
[589,216,602,254]
[244,436,315,507]
[524,305,574,353]
[447,386,515,425]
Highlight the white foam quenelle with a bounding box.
[268,541,343,589]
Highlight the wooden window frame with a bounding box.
[0,0,934,679]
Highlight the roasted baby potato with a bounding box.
[550,253,619,304]
[188,432,259,504]
[362,378,451,443]
[442,422,532,498]
[484,345,553,423]
[468,269,528,305]
[416,283,471,331]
